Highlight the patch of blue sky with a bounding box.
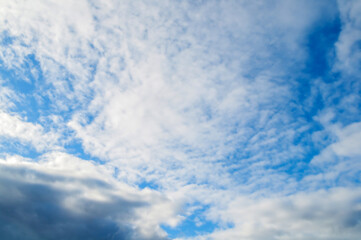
[327,76,361,126]
[138,180,160,190]
[0,137,41,159]
[1,51,91,123]
[162,206,219,239]
[273,14,344,173]
[0,37,100,164]
[63,138,103,163]
[0,54,44,121]
[296,16,341,104]
[0,53,38,109]
[296,14,341,108]
[304,15,341,78]
[0,30,15,46]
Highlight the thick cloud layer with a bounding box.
[0,154,176,240]
[0,175,133,240]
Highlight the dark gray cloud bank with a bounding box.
[0,157,169,240]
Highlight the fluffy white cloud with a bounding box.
[192,187,361,240]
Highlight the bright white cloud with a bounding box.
[0,110,59,152]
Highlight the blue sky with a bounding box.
[1,0,361,239]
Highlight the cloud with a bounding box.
[0,153,182,240]
[331,121,361,157]
[0,0,340,184]
[64,0,335,190]
[0,111,59,152]
[335,0,361,75]
[0,79,18,110]
[0,0,361,239]
[304,119,361,188]
[195,187,361,240]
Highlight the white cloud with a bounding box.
[0,110,59,152]
[331,121,361,157]
[64,0,326,192]
[306,119,361,188]
[1,0,360,239]
[0,79,18,110]
[193,187,361,240]
[335,0,361,75]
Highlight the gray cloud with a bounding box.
[0,155,171,240]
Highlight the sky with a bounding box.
[0,0,361,239]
